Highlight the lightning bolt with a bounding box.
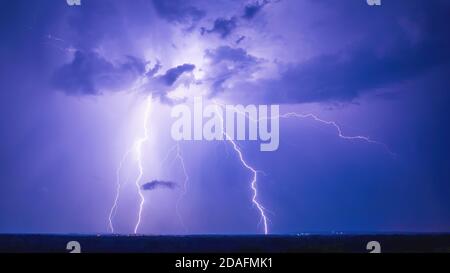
[174,143,189,232]
[277,112,396,156]
[226,137,269,235]
[213,103,269,235]
[157,143,190,231]
[108,95,153,234]
[215,101,395,156]
[133,95,153,234]
[210,100,396,235]
[108,147,133,233]
[108,95,393,235]
[109,96,192,234]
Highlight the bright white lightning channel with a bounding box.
[109,97,394,235]
[109,97,190,234]
[108,147,132,233]
[214,103,269,235]
[133,95,153,234]
[212,101,396,235]
[108,95,153,234]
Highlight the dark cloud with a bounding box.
[53,51,194,103]
[201,0,277,38]
[155,64,195,86]
[236,36,246,45]
[52,51,146,95]
[142,63,196,105]
[238,39,450,104]
[151,0,205,25]
[243,0,269,20]
[146,60,162,78]
[206,46,259,66]
[218,0,450,104]
[142,180,178,191]
[201,0,275,38]
[205,17,237,38]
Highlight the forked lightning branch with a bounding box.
[109,93,393,235]
[171,97,280,152]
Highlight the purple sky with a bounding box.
[0,0,450,234]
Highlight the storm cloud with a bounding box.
[156,64,196,86]
[2,0,450,235]
[143,63,196,104]
[209,0,450,104]
[204,17,238,38]
[204,46,261,97]
[243,0,270,20]
[238,41,450,104]
[52,51,147,95]
[151,0,205,25]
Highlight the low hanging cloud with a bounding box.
[142,180,178,191]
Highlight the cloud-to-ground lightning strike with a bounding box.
[174,143,189,232]
[210,100,396,235]
[109,110,190,233]
[226,136,269,235]
[157,143,190,231]
[214,103,269,235]
[108,147,133,233]
[108,95,154,234]
[133,95,153,234]
[109,95,393,235]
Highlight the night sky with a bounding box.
[0,0,450,235]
